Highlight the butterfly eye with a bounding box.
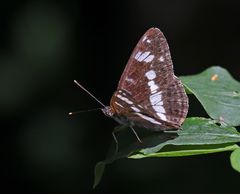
[102,106,114,117]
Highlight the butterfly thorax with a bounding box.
[102,105,131,126]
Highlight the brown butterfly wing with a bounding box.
[110,28,188,131]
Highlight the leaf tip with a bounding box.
[93,161,106,189]
[230,147,240,173]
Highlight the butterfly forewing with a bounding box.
[110,28,188,131]
[118,28,174,95]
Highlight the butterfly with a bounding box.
[102,27,188,131]
[72,27,188,142]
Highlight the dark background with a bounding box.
[1,0,240,193]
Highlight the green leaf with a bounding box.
[138,117,240,155]
[180,66,240,126]
[130,144,239,158]
[230,148,240,173]
[93,117,240,187]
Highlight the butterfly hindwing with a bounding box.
[110,89,170,130]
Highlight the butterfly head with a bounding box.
[101,106,114,117]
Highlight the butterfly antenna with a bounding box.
[73,80,106,108]
[68,108,102,115]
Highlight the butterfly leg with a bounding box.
[130,126,142,143]
[112,125,125,154]
[111,131,119,154]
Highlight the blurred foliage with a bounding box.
[0,2,71,113]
